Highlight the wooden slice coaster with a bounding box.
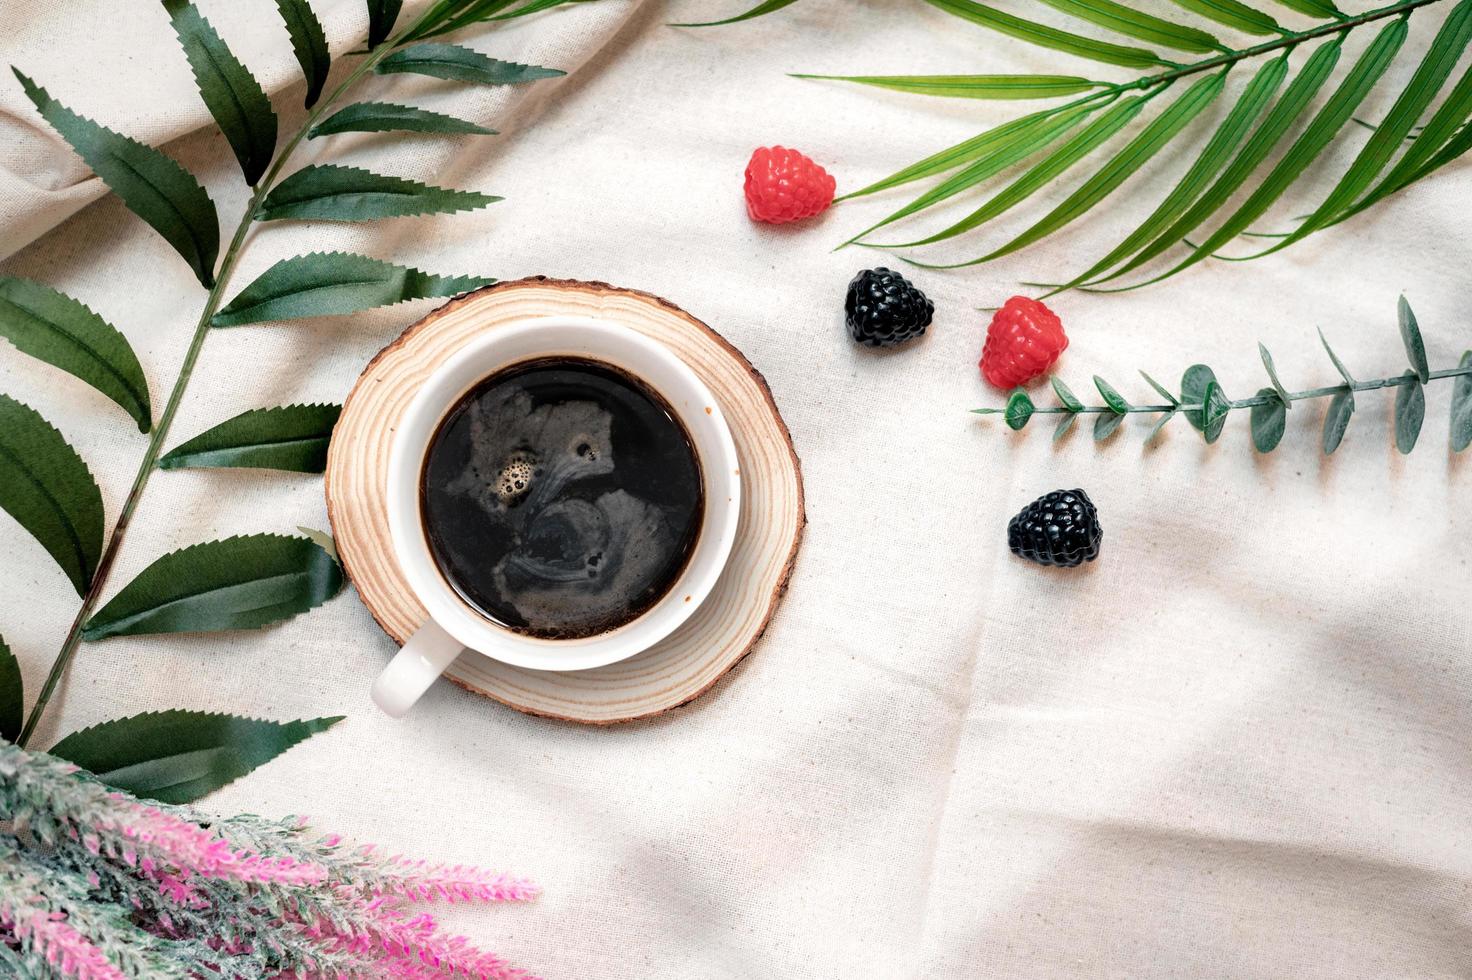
[325,277,804,724]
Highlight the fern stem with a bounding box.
[979,363,1472,417]
[1106,0,1444,94]
[16,13,438,748]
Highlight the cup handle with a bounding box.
[371,620,463,718]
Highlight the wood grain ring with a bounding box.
[325,277,805,724]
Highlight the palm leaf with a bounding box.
[1034,0,1223,53]
[846,100,1107,243]
[1089,39,1346,289]
[1144,19,1406,286]
[883,95,1149,250]
[1253,0,1472,257]
[940,72,1227,267]
[923,0,1171,69]
[671,0,801,27]
[789,0,1469,291]
[1164,0,1281,35]
[1046,55,1287,294]
[840,99,1104,203]
[793,74,1105,100]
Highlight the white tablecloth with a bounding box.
[2,1,1470,976]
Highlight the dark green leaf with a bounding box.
[1322,389,1355,454]
[13,70,219,287]
[1064,55,1287,291]
[368,0,404,46]
[922,0,1168,69]
[0,636,19,743]
[158,404,341,473]
[0,395,103,596]
[895,96,1147,251]
[0,278,151,432]
[309,101,496,139]
[850,101,1099,244]
[1450,351,1472,452]
[161,0,278,186]
[1035,0,1221,53]
[50,711,342,804]
[1005,388,1035,430]
[1180,363,1217,432]
[1258,342,1293,409]
[275,0,330,108]
[1398,295,1430,384]
[1250,387,1286,452]
[1162,0,1280,35]
[670,0,799,26]
[212,252,493,327]
[962,72,1226,266]
[1138,370,1179,405]
[256,164,500,222]
[1394,372,1424,454]
[791,74,1102,100]
[1145,408,1176,444]
[1094,411,1125,440]
[376,43,564,85]
[1318,327,1356,385]
[1094,375,1130,413]
[82,533,343,640]
[1052,375,1084,411]
[295,526,339,564]
[1201,381,1231,443]
[1054,412,1078,441]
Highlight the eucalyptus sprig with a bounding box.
[692,0,1472,292]
[974,296,1472,454]
[0,1,583,787]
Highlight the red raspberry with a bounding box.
[744,146,835,224]
[980,296,1068,389]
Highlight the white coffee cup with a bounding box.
[371,316,741,717]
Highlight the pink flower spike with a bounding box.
[379,858,541,904]
[2,907,127,980]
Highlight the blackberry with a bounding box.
[844,268,933,348]
[1008,489,1102,568]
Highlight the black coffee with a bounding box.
[420,357,704,639]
